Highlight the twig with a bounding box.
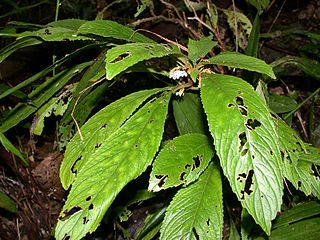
[133,29,188,52]
[71,77,106,141]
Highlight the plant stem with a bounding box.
[284,87,320,120]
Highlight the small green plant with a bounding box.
[0,1,319,239]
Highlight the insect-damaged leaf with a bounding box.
[55,93,170,240]
[200,74,283,234]
[60,88,168,189]
[149,133,214,191]
[277,118,320,199]
[105,43,181,80]
[160,163,223,240]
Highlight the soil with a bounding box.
[0,0,320,239]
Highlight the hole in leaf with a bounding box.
[311,164,320,180]
[149,119,154,123]
[100,123,108,129]
[239,132,248,155]
[63,206,82,218]
[62,234,70,240]
[83,217,89,224]
[239,106,248,116]
[237,173,246,183]
[71,156,82,174]
[192,227,200,240]
[44,29,51,35]
[206,218,211,226]
[110,53,130,63]
[86,196,91,201]
[245,119,261,130]
[241,170,254,199]
[228,103,235,108]
[180,172,186,181]
[241,148,248,156]
[185,163,191,169]
[95,143,102,149]
[89,203,94,210]
[298,181,302,188]
[235,96,248,116]
[155,174,168,188]
[270,150,273,155]
[252,155,255,159]
[192,155,202,170]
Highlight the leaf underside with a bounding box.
[200,73,283,234]
[55,92,170,240]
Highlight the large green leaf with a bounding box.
[204,52,276,79]
[277,119,320,199]
[160,163,223,240]
[200,74,283,234]
[149,133,214,191]
[55,93,170,240]
[60,88,168,189]
[18,19,91,41]
[77,20,154,43]
[0,191,18,213]
[172,93,207,135]
[105,43,180,80]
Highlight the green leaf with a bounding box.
[245,14,260,58]
[0,191,18,213]
[55,93,170,240]
[204,52,276,79]
[31,85,75,136]
[272,56,320,80]
[272,201,320,229]
[270,217,320,240]
[201,74,283,234]
[172,93,206,135]
[105,43,180,80]
[0,62,90,133]
[269,94,298,114]
[60,88,168,189]
[149,133,214,191]
[246,0,270,15]
[77,20,154,43]
[48,19,88,30]
[277,119,320,199]
[223,10,252,50]
[0,132,28,166]
[0,37,42,63]
[188,36,217,63]
[160,163,223,240]
[18,26,92,41]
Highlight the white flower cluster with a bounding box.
[169,70,188,80]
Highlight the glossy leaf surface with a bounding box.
[149,133,214,191]
[78,20,153,43]
[201,73,283,234]
[172,93,206,135]
[205,52,276,79]
[55,93,170,240]
[60,88,168,189]
[160,163,223,240]
[105,43,180,79]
